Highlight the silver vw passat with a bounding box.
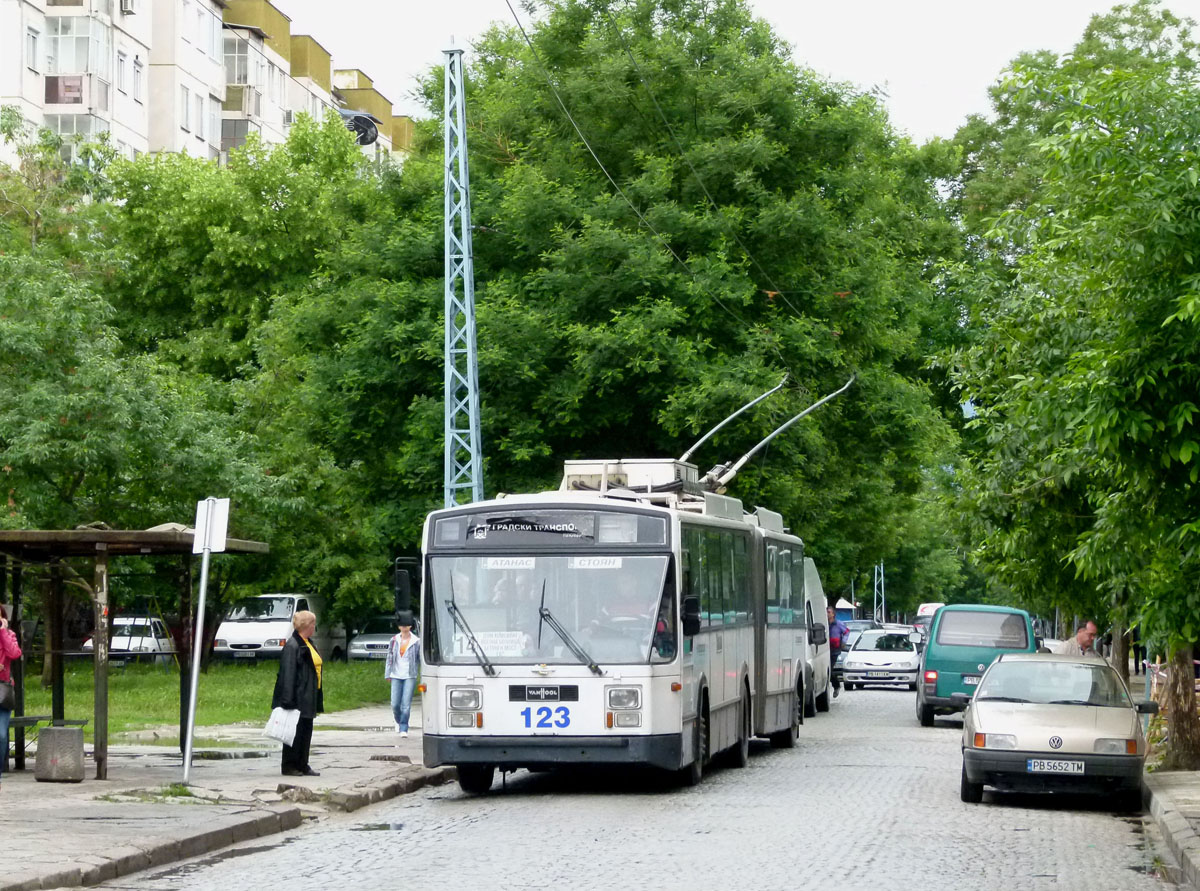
[958,653,1157,807]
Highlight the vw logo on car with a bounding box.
[1049,736,1063,749]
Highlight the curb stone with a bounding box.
[0,806,302,891]
[1146,774,1200,890]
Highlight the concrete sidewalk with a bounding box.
[2,705,453,891]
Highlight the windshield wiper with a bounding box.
[444,596,497,677]
[537,581,603,676]
[1047,699,1094,706]
[975,695,1030,703]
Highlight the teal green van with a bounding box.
[916,604,1037,726]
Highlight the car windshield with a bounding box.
[361,616,397,635]
[226,597,295,621]
[853,631,915,652]
[428,555,672,665]
[846,629,864,648]
[976,661,1131,707]
[936,611,1028,649]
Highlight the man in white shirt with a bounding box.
[1053,621,1099,656]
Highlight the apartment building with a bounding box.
[2,0,152,164]
[148,0,224,158]
[1,0,414,167]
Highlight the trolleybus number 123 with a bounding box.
[520,706,571,728]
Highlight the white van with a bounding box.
[803,557,832,711]
[212,594,346,661]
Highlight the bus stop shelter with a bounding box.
[0,526,268,779]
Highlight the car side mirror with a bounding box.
[682,596,701,637]
[1137,701,1160,715]
[950,692,972,707]
[810,623,827,647]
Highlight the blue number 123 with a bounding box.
[520,706,570,728]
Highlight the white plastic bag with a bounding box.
[265,706,300,746]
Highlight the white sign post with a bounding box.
[182,497,229,784]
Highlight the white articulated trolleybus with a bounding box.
[420,380,853,793]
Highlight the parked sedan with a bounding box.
[842,629,921,690]
[83,615,176,665]
[348,615,402,661]
[959,653,1157,807]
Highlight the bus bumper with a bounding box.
[424,733,683,771]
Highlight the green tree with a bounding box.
[245,0,963,612]
[952,24,1200,765]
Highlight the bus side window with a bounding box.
[734,534,750,624]
[766,545,778,625]
[791,555,806,628]
[690,528,710,629]
[778,549,792,624]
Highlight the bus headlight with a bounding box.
[449,688,481,710]
[614,712,641,727]
[607,687,641,709]
[448,712,476,727]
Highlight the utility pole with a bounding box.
[443,43,484,507]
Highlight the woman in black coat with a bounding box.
[272,610,324,776]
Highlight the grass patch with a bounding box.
[21,660,390,741]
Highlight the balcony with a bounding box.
[223,84,262,118]
[44,74,110,113]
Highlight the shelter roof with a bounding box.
[0,526,269,561]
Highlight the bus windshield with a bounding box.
[427,555,672,666]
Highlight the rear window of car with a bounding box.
[935,611,1028,649]
[854,631,915,652]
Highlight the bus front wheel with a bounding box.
[681,705,707,787]
[456,764,495,795]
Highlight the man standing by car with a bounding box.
[827,606,849,698]
[1053,621,1099,657]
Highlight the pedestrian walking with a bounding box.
[1130,625,1145,676]
[827,606,849,698]
[0,604,21,791]
[385,611,421,740]
[271,609,323,777]
[1052,621,1098,657]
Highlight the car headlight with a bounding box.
[607,687,641,709]
[1095,738,1138,755]
[264,638,287,648]
[845,660,863,669]
[972,733,1017,749]
[449,688,481,710]
[213,639,227,648]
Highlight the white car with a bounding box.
[842,629,921,690]
[348,614,414,661]
[83,615,176,664]
[958,652,1157,807]
[213,593,346,661]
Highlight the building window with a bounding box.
[224,36,248,84]
[221,118,249,152]
[26,28,40,72]
[180,84,191,131]
[209,95,220,145]
[196,7,205,52]
[46,17,111,79]
[181,0,191,42]
[209,14,221,60]
[116,51,128,93]
[132,57,143,101]
[194,94,204,140]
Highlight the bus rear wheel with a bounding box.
[456,764,495,795]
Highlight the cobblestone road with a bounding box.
[104,688,1176,891]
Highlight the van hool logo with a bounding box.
[1049,736,1063,749]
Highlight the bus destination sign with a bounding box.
[467,513,596,545]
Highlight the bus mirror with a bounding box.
[394,559,412,613]
[809,624,827,647]
[682,596,701,637]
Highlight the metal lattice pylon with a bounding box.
[873,562,886,623]
[443,46,484,507]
